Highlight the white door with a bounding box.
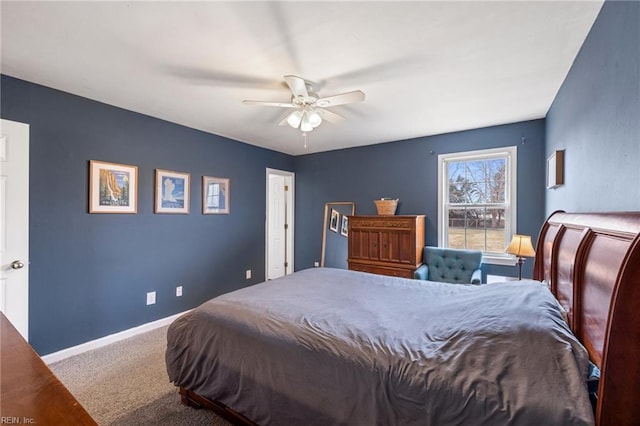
[268,174,286,280]
[266,169,294,280]
[0,119,30,340]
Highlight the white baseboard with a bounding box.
[42,310,191,365]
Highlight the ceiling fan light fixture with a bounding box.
[243,75,365,134]
[286,110,303,128]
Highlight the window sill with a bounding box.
[482,254,518,266]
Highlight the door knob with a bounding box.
[10,260,25,270]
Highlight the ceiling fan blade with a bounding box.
[278,111,294,127]
[166,66,282,89]
[243,100,296,108]
[317,108,345,124]
[316,90,365,108]
[284,75,309,99]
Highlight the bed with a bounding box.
[166,211,640,425]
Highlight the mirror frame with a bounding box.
[321,201,356,267]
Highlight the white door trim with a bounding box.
[265,168,295,280]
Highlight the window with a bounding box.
[438,146,517,265]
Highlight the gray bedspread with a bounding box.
[166,267,594,425]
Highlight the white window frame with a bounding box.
[437,146,517,265]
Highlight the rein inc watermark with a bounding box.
[1,417,35,424]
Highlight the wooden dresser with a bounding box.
[347,215,425,278]
[0,312,97,425]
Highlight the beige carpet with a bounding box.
[50,325,231,425]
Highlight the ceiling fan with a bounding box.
[243,75,365,132]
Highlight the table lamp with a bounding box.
[505,234,536,280]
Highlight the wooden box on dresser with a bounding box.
[347,215,425,278]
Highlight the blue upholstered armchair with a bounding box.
[413,247,483,284]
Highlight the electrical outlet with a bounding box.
[314,262,320,267]
[246,270,252,279]
[146,291,156,305]
[176,286,183,297]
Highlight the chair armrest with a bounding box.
[414,264,429,280]
[471,269,482,284]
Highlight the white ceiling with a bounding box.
[1,1,603,156]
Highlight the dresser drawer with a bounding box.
[349,263,415,279]
[350,217,415,230]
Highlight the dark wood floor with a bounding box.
[1,312,97,425]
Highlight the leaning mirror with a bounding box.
[321,202,356,268]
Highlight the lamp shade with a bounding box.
[300,111,313,132]
[286,110,303,128]
[308,110,322,128]
[505,235,536,257]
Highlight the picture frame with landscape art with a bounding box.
[155,169,190,214]
[89,160,138,213]
[202,176,230,214]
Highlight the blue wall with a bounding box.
[546,1,640,214]
[294,119,546,280]
[1,75,294,355]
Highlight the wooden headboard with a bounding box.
[533,211,640,426]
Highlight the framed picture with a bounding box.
[546,150,565,189]
[202,176,230,214]
[155,169,190,214]
[89,160,138,213]
[340,215,348,236]
[329,208,339,232]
